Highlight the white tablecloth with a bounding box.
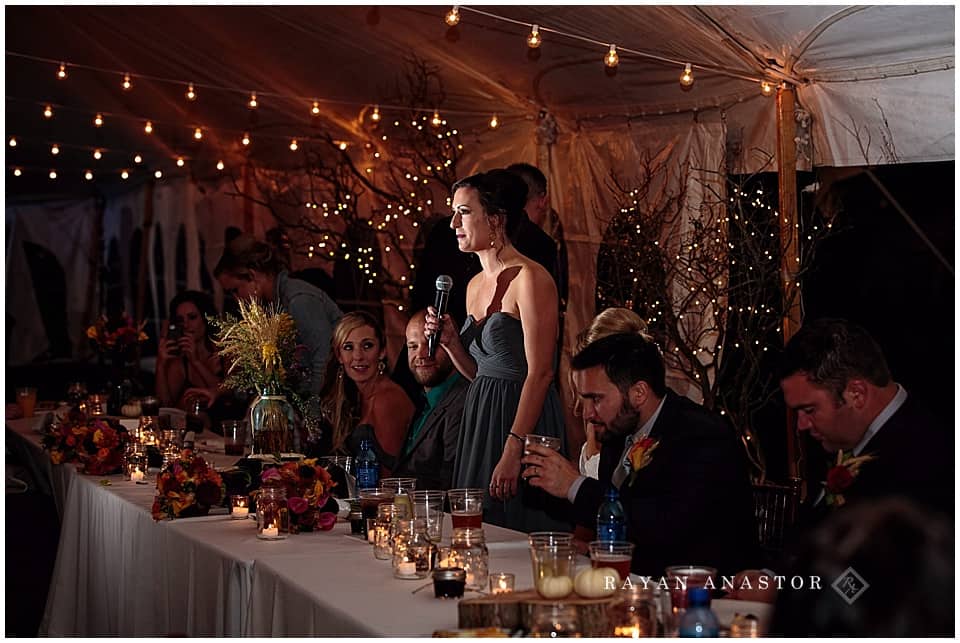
[7,420,543,636]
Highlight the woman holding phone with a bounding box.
[155,290,223,410]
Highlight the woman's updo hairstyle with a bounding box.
[452,169,529,242]
[213,233,284,278]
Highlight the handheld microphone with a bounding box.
[428,275,454,358]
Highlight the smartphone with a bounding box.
[167,323,183,354]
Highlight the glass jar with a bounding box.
[450,527,488,591]
[610,585,659,637]
[529,604,581,638]
[124,443,147,482]
[256,485,289,540]
[248,385,297,456]
[392,518,433,580]
[373,504,398,560]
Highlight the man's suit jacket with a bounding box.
[572,391,760,578]
[392,376,469,491]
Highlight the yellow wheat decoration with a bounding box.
[214,298,298,392]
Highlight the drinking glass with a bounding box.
[222,420,250,456]
[140,395,160,417]
[588,540,635,582]
[447,488,485,529]
[380,478,417,518]
[319,455,353,475]
[663,565,717,635]
[359,488,395,523]
[411,490,446,543]
[16,387,37,418]
[530,542,576,599]
[524,434,562,453]
[87,393,108,416]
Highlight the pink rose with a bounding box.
[316,512,337,531]
[261,468,282,483]
[287,496,309,514]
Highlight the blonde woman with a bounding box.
[573,307,651,479]
[317,311,415,474]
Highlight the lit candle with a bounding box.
[263,526,279,538]
[232,507,249,519]
[490,572,515,595]
[368,528,375,543]
[130,468,144,482]
[398,561,417,576]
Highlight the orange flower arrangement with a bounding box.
[626,436,660,486]
[152,450,225,520]
[260,459,338,533]
[41,409,130,475]
[87,312,148,354]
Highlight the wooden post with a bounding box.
[776,84,802,481]
[135,180,155,330]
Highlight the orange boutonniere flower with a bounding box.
[823,450,876,507]
[626,437,660,486]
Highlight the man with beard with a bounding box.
[392,310,469,490]
[522,332,758,577]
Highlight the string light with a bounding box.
[248,92,258,109]
[289,138,299,151]
[193,127,203,140]
[57,63,67,79]
[49,169,57,179]
[176,156,185,167]
[444,6,460,26]
[94,113,104,127]
[370,105,381,122]
[43,104,53,119]
[311,101,320,115]
[13,168,22,176]
[134,154,143,164]
[154,170,162,179]
[431,110,442,127]
[241,132,251,146]
[680,63,695,89]
[120,169,129,180]
[489,114,499,129]
[216,160,225,171]
[604,45,619,68]
[51,143,60,155]
[760,81,775,96]
[144,121,154,134]
[185,83,196,100]
[338,141,348,151]
[527,24,542,48]
[93,148,102,160]
[122,73,132,90]
[8,137,16,147]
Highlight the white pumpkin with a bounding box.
[574,567,621,598]
[536,575,574,599]
[121,402,142,418]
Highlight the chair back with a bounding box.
[752,478,801,555]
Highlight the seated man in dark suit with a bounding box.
[392,310,469,491]
[728,318,953,604]
[523,333,759,578]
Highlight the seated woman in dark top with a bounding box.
[156,290,223,411]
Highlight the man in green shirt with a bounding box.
[393,310,469,490]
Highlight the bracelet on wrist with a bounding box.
[508,432,525,445]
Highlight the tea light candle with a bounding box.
[130,468,144,483]
[397,561,417,577]
[231,495,250,520]
[490,572,515,594]
[263,526,279,538]
[368,528,375,542]
[613,625,643,638]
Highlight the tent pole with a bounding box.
[135,180,155,337]
[776,83,802,483]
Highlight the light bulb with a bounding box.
[760,81,774,96]
[605,44,619,68]
[338,141,348,151]
[194,127,203,140]
[122,73,132,90]
[43,105,53,119]
[144,121,154,134]
[8,137,16,147]
[371,105,381,122]
[134,154,143,164]
[57,63,67,79]
[121,169,129,180]
[311,101,320,115]
[154,170,162,179]
[216,160,225,171]
[93,148,102,160]
[176,156,185,167]
[248,92,258,109]
[431,110,442,127]
[289,139,299,151]
[680,63,694,88]
[51,144,60,156]
[489,114,499,129]
[444,6,460,26]
[186,83,196,101]
[94,113,103,127]
[527,24,541,48]
[13,168,22,176]
[242,133,251,146]
[49,170,57,179]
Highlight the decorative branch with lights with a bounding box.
[596,151,833,478]
[227,57,465,313]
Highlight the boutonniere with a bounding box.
[823,450,876,507]
[626,437,660,486]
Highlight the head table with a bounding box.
[7,415,538,637]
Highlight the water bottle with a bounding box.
[678,587,720,637]
[596,486,627,542]
[356,438,379,490]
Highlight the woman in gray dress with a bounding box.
[425,169,570,532]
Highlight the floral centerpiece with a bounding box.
[260,459,338,533]
[151,450,225,520]
[41,409,130,475]
[212,298,309,455]
[87,311,149,360]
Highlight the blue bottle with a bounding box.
[678,587,720,637]
[596,486,627,542]
[356,438,379,490]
